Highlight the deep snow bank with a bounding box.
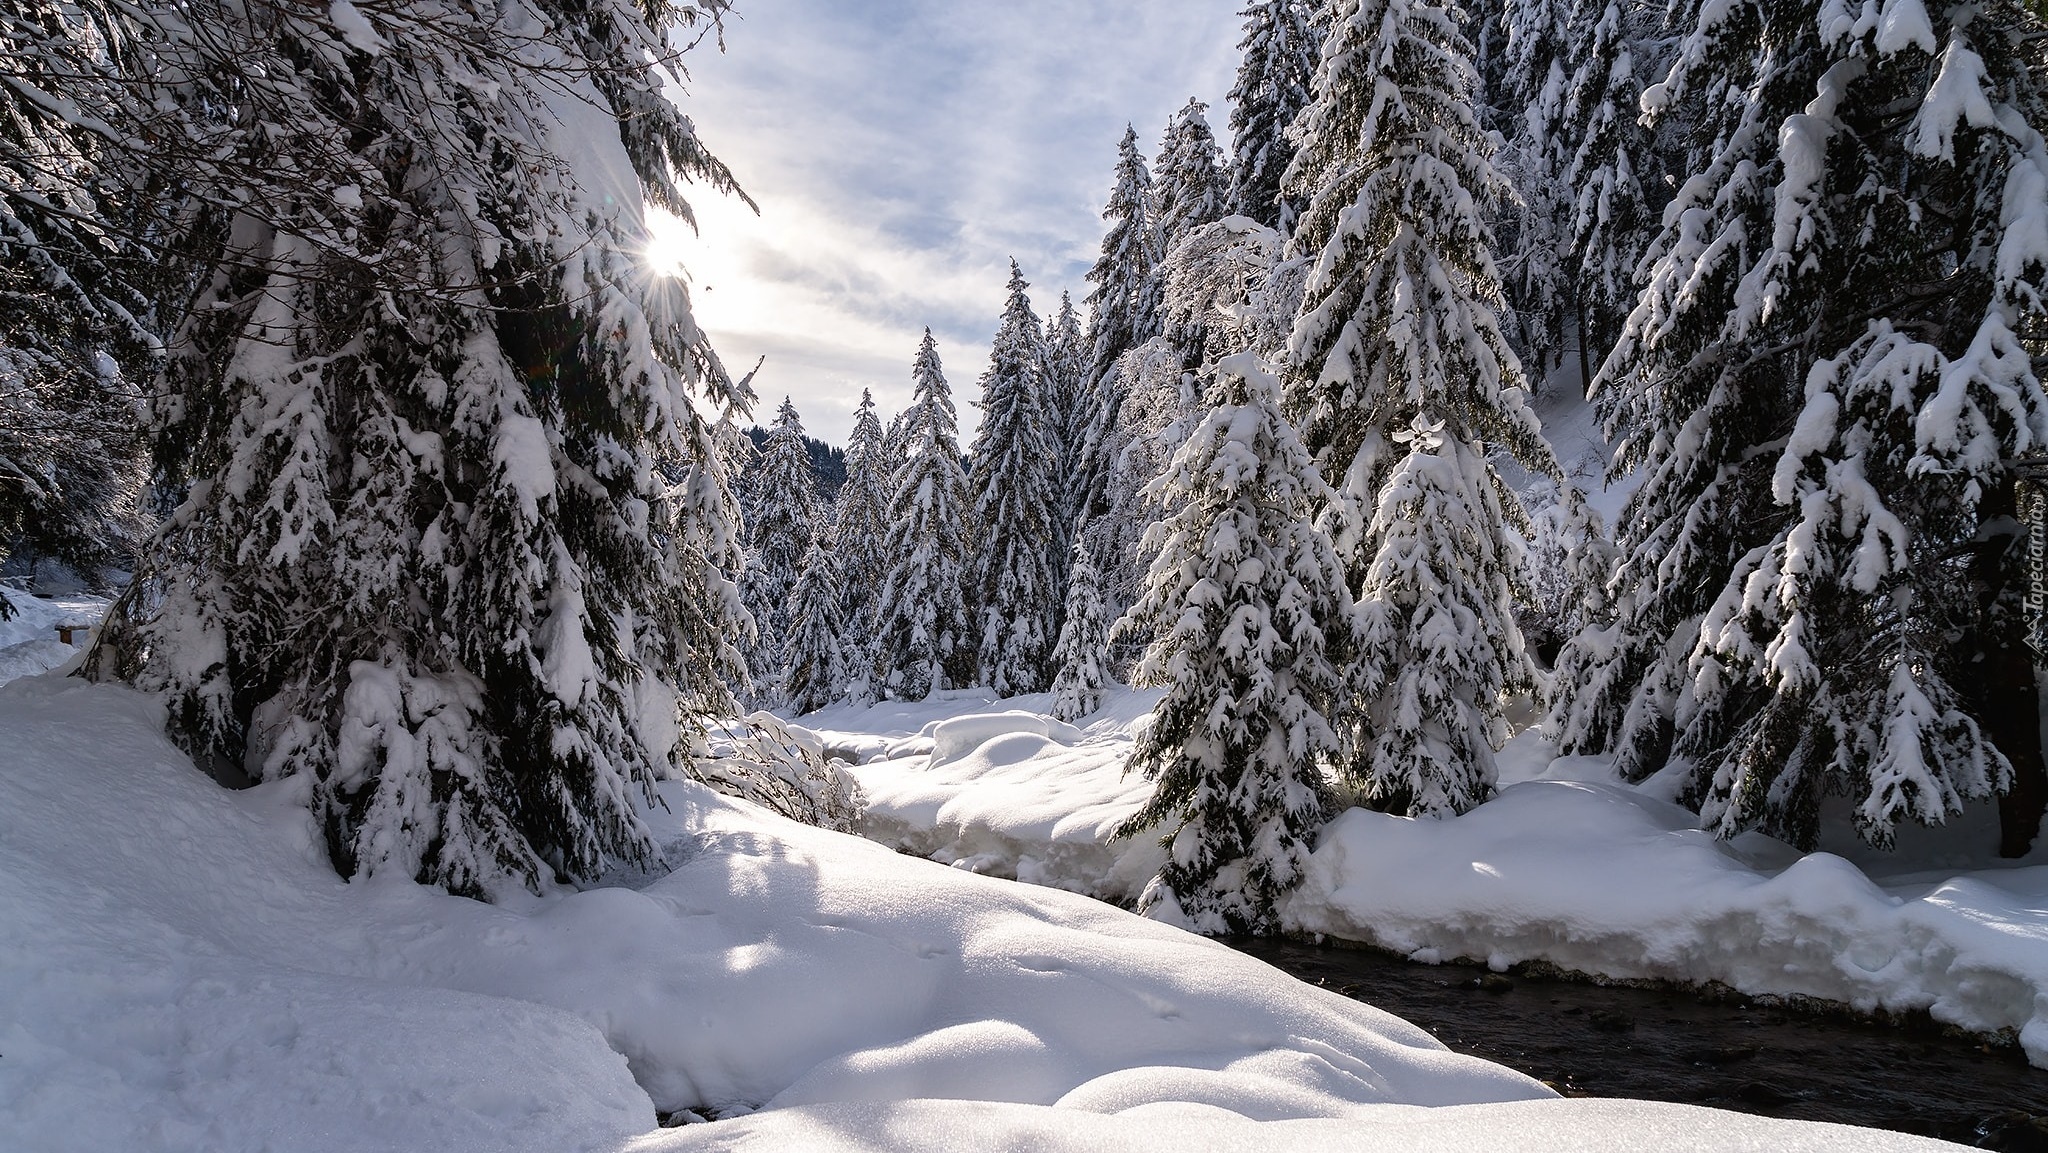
[2,675,1561,1151]
[1284,779,2048,1065]
[634,1096,1954,1152]
[807,689,2048,1070]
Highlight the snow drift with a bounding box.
[2,673,1981,1148]
[808,688,2048,1069]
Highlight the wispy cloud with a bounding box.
[651,1,1242,442]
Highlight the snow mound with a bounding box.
[0,638,79,684]
[1284,779,2048,1065]
[926,709,1084,769]
[3,676,1569,1150]
[818,689,1167,901]
[635,1097,1958,1152]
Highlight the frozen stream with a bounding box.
[1238,938,2048,1150]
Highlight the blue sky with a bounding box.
[649,1,1243,444]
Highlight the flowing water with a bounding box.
[1236,938,2048,1150]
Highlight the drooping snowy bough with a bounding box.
[1549,0,2048,853]
[89,0,755,897]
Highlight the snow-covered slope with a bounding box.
[0,674,1973,1149]
[808,687,2048,1070]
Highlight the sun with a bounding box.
[643,204,696,279]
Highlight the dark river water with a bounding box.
[1235,938,2048,1150]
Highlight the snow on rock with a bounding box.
[1283,777,2048,1066]
[926,708,1084,769]
[636,1096,1959,1152]
[2,676,1569,1151]
[0,588,109,686]
[811,688,1168,901]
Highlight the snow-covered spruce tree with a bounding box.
[1493,0,1579,375]
[1043,290,1093,538]
[1074,127,1167,530]
[1228,0,1325,233]
[1114,353,1354,936]
[880,408,912,481]
[1085,215,1298,641]
[1551,0,2048,853]
[1159,215,1294,377]
[1352,416,1538,813]
[1086,127,1167,390]
[1284,0,1560,816]
[1050,537,1110,723]
[832,388,892,692]
[1465,0,1515,130]
[1557,0,1664,379]
[741,395,822,703]
[1522,483,1617,665]
[969,261,1063,695]
[1154,99,1230,253]
[1085,339,1197,645]
[0,0,153,596]
[875,330,976,700]
[782,530,847,715]
[89,0,754,897]
[1044,290,1091,444]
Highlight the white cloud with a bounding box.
[648,0,1242,443]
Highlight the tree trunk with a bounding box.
[1973,483,2048,857]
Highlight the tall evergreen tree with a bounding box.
[969,261,1063,696]
[1043,291,1092,534]
[1076,128,1167,538]
[1285,0,1560,816]
[783,530,847,715]
[1083,216,1296,655]
[90,0,754,897]
[1228,0,1324,233]
[875,330,976,700]
[1115,353,1354,936]
[1494,0,1579,374]
[1557,0,1663,377]
[1154,98,1230,253]
[1,0,153,598]
[1086,127,1166,390]
[1050,537,1110,723]
[1550,0,2048,853]
[741,396,822,703]
[833,388,892,691]
[1352,416,1535,814]
[1044,290,1091,441]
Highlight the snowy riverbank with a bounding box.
[0,671,1971,1149]
[804,686,2048,1068]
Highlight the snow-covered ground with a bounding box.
[0,672,1971,1149]
[803,687,2048,1071]
[0,586,107,686]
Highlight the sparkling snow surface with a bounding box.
[808,689,2048,1070]
[1,674,1970,1149]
